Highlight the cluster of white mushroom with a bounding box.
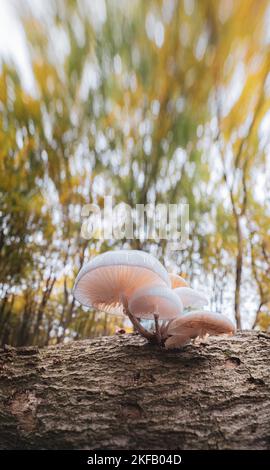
[73,250,235,349]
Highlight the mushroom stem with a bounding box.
[160,319,172,341]
[122,296,165,345]
[159,320,167,336]
[123,305,154,341]
[154,314,162,344]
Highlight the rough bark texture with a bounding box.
[0,331,270,450]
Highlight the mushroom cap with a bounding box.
[128,285,183,320]
[169,273,188,288]
[165,334,190,349]
[73,250,170,314]
[168,311,236,338]
[174,287,208,308]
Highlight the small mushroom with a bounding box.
[174,287,208,308]
[73,249,170,315]
[165,334,190,349]
[128,285,183,320]
[165,310,236,349]
[115,327,126,334]
[169,273,188,288]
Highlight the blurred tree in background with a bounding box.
[0,0,270,346]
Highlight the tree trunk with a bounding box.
[0,331,270,450]
[234,215,243,330]
[252,301,263,330]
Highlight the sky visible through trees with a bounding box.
[0,0,270,346]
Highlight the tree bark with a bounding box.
[0,331,270,450]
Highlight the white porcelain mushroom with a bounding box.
[169,273,188,288]
[129,285,183,344]
[164,334,190,349]
[128,285,183,320]
[73,250,170,315]
[165,311,236,349]
[174,287,208,308]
